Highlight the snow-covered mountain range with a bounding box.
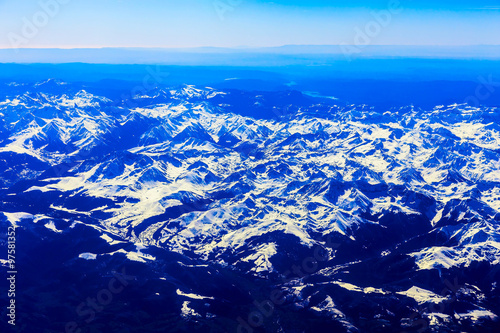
[1,81,499,332]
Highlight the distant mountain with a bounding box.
[1,46,500,64]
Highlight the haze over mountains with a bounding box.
[1,46,500,65]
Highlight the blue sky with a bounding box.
[0,0,499,48]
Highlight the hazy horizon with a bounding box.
[1,45,500,65]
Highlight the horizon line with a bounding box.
[1,45,500,51]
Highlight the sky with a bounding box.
[0,0,499,49]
